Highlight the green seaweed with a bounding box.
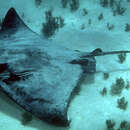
[110,77,125,96]
[100,87,107,96]
[70,0,80,12]
[98,13,104,21]
[125,81,130,90]
[106,119,115,130]
[105,120,130,130]
[117,120,130,130]
[107,23,115,30]
[42,10,65,38]
[118,53,126,64]
[117,97,128,110]
[82,8,88,16]
[61,0,69,8]
[100,0,126,16]
[120,120,128,129]
[100,0,109,7]
[103,73,109,80]
[35,0,42,6]
[125,24,130,32]
[114,0,126,15]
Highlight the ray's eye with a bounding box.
[91,48,103,55]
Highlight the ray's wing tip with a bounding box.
[1,7,24,31]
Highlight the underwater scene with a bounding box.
[0,0,130,130]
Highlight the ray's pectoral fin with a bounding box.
[0,8,93,127]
